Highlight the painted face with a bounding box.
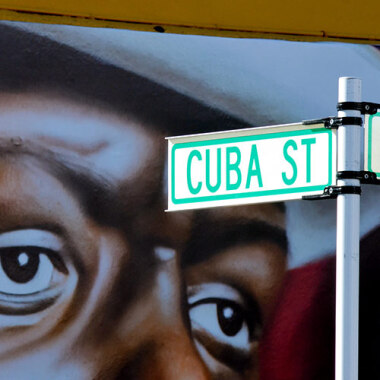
[0,93,286,379]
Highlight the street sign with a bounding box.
[364,111,380,178]
[167,122,336,211]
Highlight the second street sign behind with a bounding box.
[364,111,380,178]
[168,122,336,211]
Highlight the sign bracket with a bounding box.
[302,116,363,129]
[303,170,380,200]
[337,101,380,115]
[302,184,361,200]
[337,170,380,185]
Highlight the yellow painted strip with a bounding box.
[0,0,379,43]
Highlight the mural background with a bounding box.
[0,21,379,379]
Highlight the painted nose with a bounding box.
[126,328,210,380]
[117,247,211,380]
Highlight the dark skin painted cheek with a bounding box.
[70,246,212,380]
[192,328,254,371]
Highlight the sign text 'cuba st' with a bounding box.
[167,123,336,211]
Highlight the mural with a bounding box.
[0,20,378,379]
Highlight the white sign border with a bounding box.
[167,122,336,211]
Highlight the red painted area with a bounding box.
[260,256,335,380]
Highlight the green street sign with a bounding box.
[167,122,336,211]
[365,111,380,178]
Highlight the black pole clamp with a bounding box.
[337,101,380,115]
[325,117,363,129]
[302,116,363,129]
[302,170,380,201]
[337,170,380,185]
[302,185,361,201]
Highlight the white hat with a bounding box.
[4,20,380,127]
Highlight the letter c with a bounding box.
[187,150,202,194]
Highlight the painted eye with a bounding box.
[0,247,61,295]
[188,283,261,370]
[0,229,70,316]
[189,298,251,351]
[216,300,245,337]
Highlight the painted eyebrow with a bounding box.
[0,143,123,227]
[181,218,287,267]
[40,152,122,227]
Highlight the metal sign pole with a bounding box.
[335,77,362,380]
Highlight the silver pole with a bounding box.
[335,77,362,380]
